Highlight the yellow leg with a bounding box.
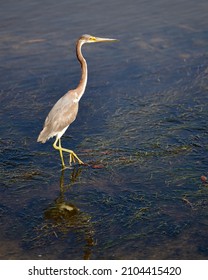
[53,138,66,168]
[58,138,66,168]
[53,137,84,167]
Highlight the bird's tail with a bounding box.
[37,128,48,143]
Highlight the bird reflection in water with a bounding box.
[42,167,95,259]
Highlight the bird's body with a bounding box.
[37,34,117,168]
[37,90,79,143]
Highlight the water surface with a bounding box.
[1,0,208,259]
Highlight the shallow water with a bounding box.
[1,0,208,259]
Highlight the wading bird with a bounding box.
[37,34,117,168]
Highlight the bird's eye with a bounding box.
[89,37,96,41]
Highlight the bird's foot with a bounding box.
[61,164,74,171]
[69,152,84,166]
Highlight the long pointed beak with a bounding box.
[94,36,118,43]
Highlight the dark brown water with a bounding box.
[1,0,208,259]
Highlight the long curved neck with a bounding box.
[76,40,88,100]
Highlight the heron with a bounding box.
[37,34,117,169]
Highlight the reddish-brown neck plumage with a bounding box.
[76,40,88,100]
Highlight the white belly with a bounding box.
[56,125,69,139]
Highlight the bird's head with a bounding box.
[79,34,118,44]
